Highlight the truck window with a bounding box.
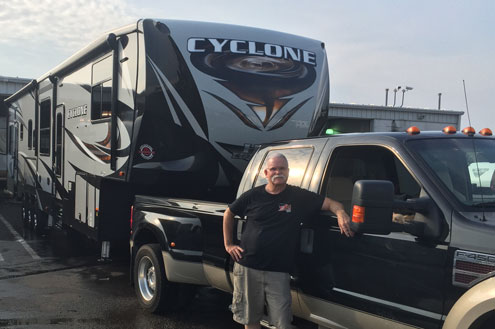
[91,55,112,121]
[408,138,495,207]
[254,147,314,187]
[324,146,421,216]
[39,99,51,155]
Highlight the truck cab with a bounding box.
[236,130,495,328]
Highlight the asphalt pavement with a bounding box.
[0,194,241,329]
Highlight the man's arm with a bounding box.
[223,207,244,261]
[322,197,354,237]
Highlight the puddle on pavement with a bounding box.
[0,317,104,326]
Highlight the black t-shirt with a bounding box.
[229,184,324,273]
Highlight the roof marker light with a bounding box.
[406,126,420,135]
[479,128,493,136]
[443,126,457,134]
[462,127,476,136]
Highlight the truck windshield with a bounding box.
[408,138,495,207]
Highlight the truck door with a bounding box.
[297,145,448,329]
[201,142,326,293]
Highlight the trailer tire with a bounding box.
[21,200,29,227]
[134,244,183,314]
[34,210,48,235]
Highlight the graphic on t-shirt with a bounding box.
[278,203,292,213]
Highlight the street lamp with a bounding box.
[393,86,401,107]
[400,86,413,107]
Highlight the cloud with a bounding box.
[1,0,135,47]
[0,0,136,76]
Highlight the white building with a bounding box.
[326,103,464,134]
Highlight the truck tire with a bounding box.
[134,244,184,314]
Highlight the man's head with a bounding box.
[264,153,289,187]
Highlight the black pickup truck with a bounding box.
[130,129,495,329]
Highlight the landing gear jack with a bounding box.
[98,241,111,262]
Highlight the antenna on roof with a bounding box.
[463,80,487,221]
[462,80,472,127]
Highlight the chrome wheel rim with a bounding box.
[137,256,156,302]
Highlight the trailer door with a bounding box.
[6,120,18,194]
[53,104,65,199]
[37,82,53,208]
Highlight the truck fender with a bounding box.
[130,221,170,285]
[133,220,170,252]
[443,276,495,329]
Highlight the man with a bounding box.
[223,153,353,329]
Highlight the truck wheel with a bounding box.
[470,310,495,329]
[134,244,177,313]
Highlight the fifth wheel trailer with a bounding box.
[4,19,330,255]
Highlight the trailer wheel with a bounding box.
[134,244,176,313]
[33,210,48,235]
[26,208,34,229]
[21,201,29,227]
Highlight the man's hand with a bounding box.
[336,209,354,237]
[225,244,244,262]
[322,197,354,237]
[223,207,245,261]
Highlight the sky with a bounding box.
[1,0,494,129]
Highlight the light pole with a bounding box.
[400,86,413,107]
[393,86,401,107]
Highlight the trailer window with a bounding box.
[254,147,314,187]
[91,55,112,121]
[91,80,112,120]
[20,123,23,141]
[39,99,51,155]
[28,120,33,149]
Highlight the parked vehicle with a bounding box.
[131,127,495,329]
[4,19,329,251]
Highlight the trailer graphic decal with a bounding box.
[64,117,130,166]
[204,91,261,131]
[39,159,69,199]
[138,144,155,160]
[65,129,106,164]
[148,56,208,141]
[18,153,41,189]
[187,38,317,66]
[189,40,317,130]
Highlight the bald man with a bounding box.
[223,153,353,329]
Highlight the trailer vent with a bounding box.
[453,250,495,288]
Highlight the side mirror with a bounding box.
[350,180,394,234]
